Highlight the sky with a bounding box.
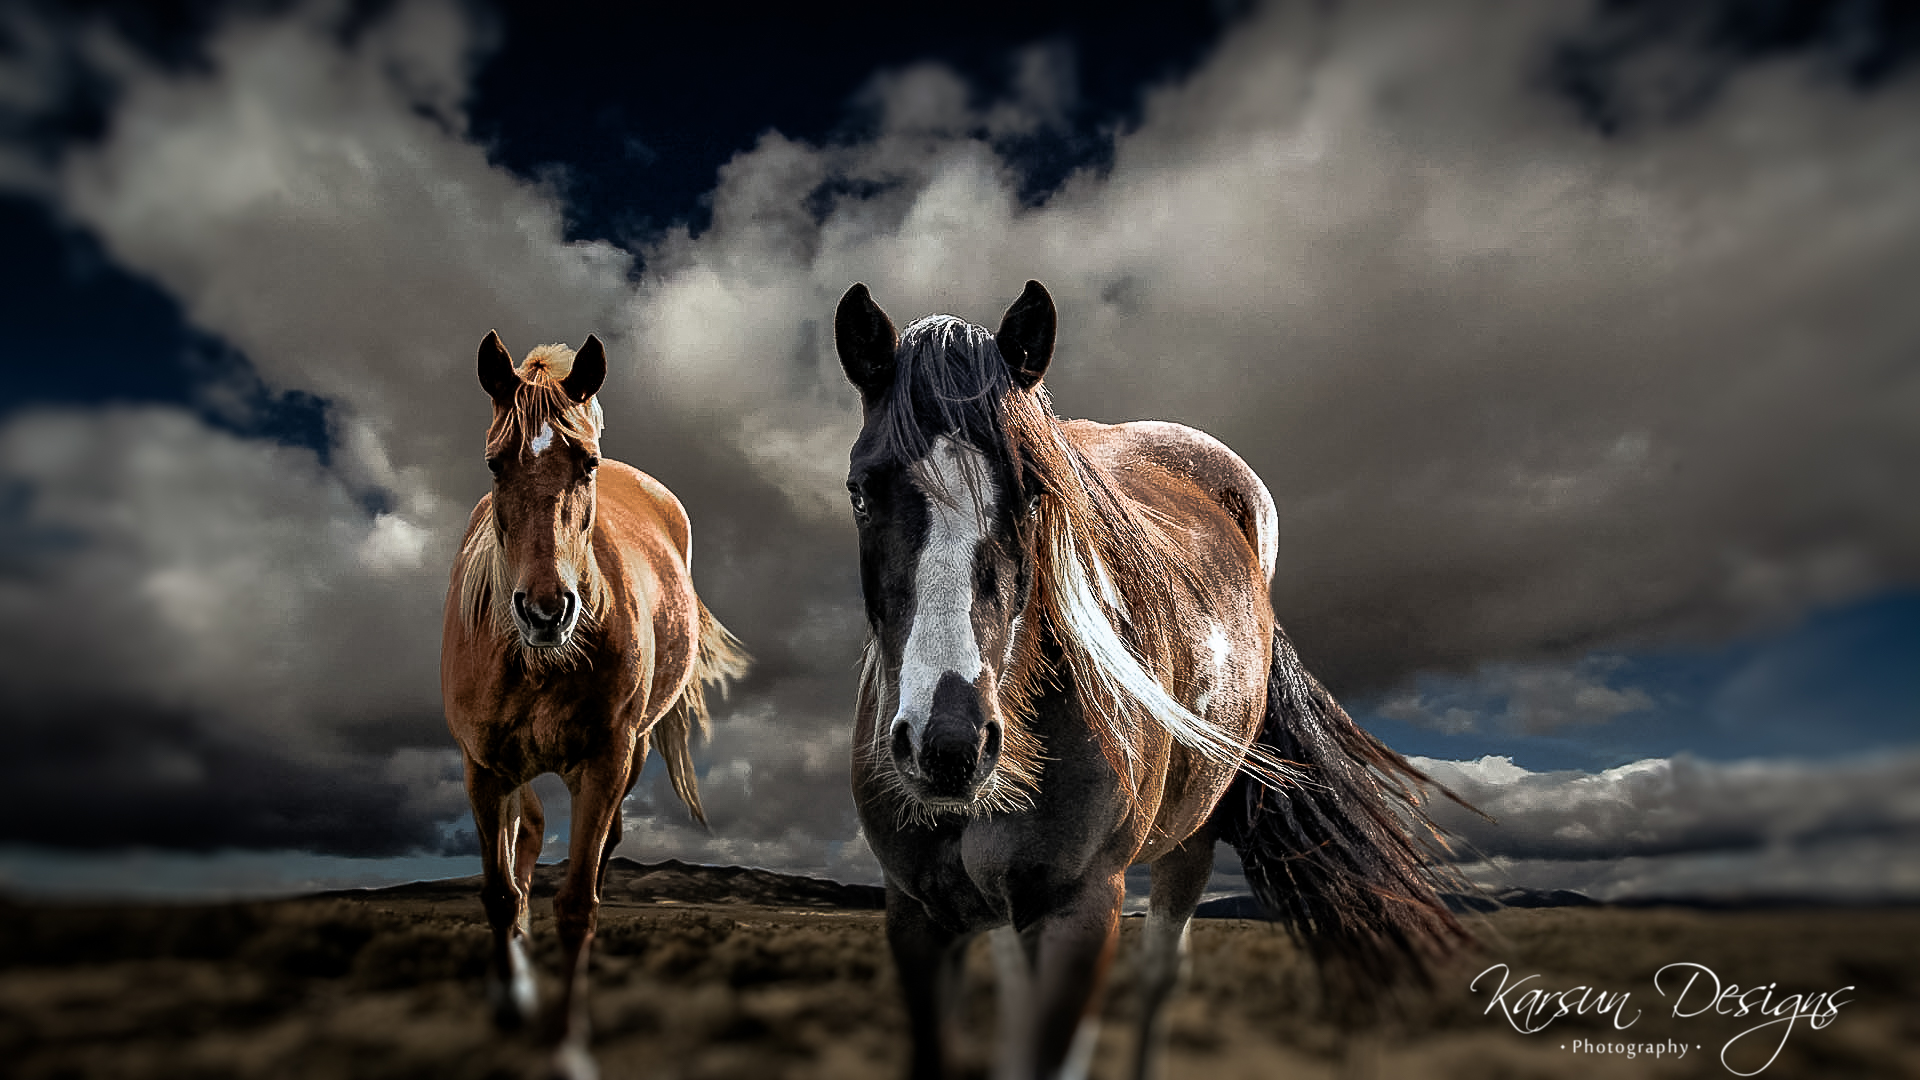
[0,0,1914,903]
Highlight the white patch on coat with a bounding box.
[1194,621,1231,715]
[529,420,554,456]
[893,437,993,744]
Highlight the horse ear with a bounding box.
[996,280,1055,389]
[835,282,898,400]
[479,330,518,406]
[563,334,608,403]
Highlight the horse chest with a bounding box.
[863,796,1137,930]
[456,667,639,780]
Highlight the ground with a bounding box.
[1,887,1914,1079]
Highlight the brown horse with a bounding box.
[442,331,748,1078]
[836,281,1470,1080]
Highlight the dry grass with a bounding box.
[0,894,1914,1079]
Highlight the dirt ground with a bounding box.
[1,891,1915,1080]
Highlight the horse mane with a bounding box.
[456,344,611,671]
[859,316,1298,808]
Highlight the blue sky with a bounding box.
[0,0,1914,901]
[1360,589,1920,772]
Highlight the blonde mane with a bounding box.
[457,344,612,672]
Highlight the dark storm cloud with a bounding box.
[2,699,464,856]
[1548,0,1920,133]
[0,0,1914,888]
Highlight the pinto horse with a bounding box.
[442,332,748,1077]
[836,281,1470,1080]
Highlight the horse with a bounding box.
[835,280,1472,1080]
[441,331,749,1078]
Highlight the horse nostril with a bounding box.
[981,721,1002,761]
[918,731,976,796]
[513,591,572,631]
[890,722,916,776]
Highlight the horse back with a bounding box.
[1060,419,1278,582]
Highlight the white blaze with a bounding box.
[529,420,554,456]
[893,436,993,741]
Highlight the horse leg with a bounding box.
[595,732,648,897]
[991,924,1035,1080]
[1016,871,1125,1080]
[513,782,545,936]
[549,751,634,1080]
[465,759,538,1031]
[886,882,970,1080]
[1130,838,1212,1080]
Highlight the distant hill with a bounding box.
[343,865,1620,915]
[335,858,886,910]
[1193,887,1601,920]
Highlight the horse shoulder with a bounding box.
[1060,418,1277,581]
[590,461,703,709]
[595,461,693,569]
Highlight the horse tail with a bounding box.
[1212,626,1474,996]
[658,601,752,825]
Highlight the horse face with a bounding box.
[849,435,1037,806]
[838,281,1058,809]
[478,332,607,651]
[489,429,600,648]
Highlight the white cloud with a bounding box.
[1416,751,1920,874]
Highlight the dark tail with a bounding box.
[1213,627,1474,997]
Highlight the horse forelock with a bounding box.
[864,315,1011,471]
[485,346,605,461]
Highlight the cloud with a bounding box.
[1378,655,1655,735]
[1417,750,1920,901]
[623,0,1920,700]
[1416,751,1920,866]
[0,0,1914,886]
[0,405,467,853]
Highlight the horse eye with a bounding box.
[1026,493,1042,519]
[486,455,504,476]
[847,482,869,519]
[583,454,601,475]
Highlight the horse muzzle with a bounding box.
[512,588,578,648]
[891,671,1004,804]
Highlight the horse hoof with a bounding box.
[551,1041,599,1080]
